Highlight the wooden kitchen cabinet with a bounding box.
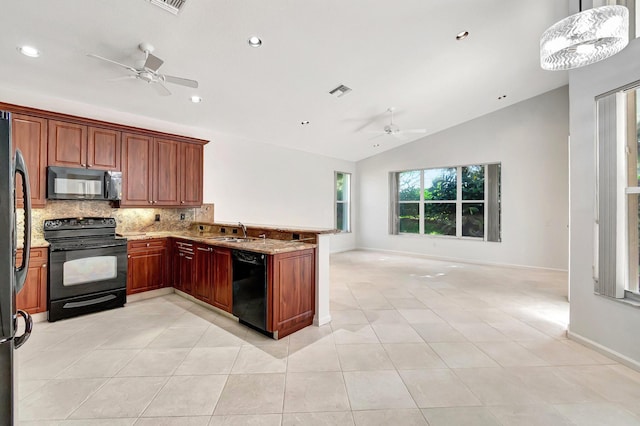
[194,243,213,304]
[173,240,195,295]
[48,120,121,171]
[87,127,121,171]
[211,247,232,313]
[126,239,169,295]
[268,248,315,338]
[121,134,200,207]
[15,247,48,315]
[121,132,153,206]
[153,138,180,206]
[180,142,203,206]
[11,114,48,208]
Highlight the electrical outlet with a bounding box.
[292,233,300,240]
[221,228,226,234]
[198,225,205,231]
[232,228,238,234]
[180,213,185,220]
[155,214,160,222]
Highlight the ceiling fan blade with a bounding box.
[144,53,164,72]
[87,54,137,73]
[107,75,137,82]
[401,129,428,134]
[392,133,407,140]
[152,82,172,96]
[163,75,199,88]
[364,130,386,134]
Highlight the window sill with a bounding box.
[395,233,499,242]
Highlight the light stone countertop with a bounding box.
[118,231,317,255]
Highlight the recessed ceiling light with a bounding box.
[248,36,262,48]
[498,95,507,100]
[190,96,203,103]
[456,31,469,41]
[17,45,40,58]
[301,120,310,125]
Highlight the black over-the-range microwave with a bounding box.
[46,166,122,201]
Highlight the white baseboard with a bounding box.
[355,247,568,272]
[568,329,640,372]
[330,248,356,254]
[313,314,332,327]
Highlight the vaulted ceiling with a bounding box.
[1,0,569,161]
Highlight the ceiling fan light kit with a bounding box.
[540,5,629,71]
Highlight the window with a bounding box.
[335,172,351,232]
[391,164,501,241]
[595,84,640,299]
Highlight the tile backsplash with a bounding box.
[17,202,214,240]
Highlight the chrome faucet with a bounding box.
[238,222,247,238]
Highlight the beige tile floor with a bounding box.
[15,250,640,425]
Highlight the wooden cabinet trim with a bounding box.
[12,113,47,208]
[0,102,208,146]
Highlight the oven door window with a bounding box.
[63,256,118,286]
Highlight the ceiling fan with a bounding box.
[87,42,199,96]
[366,107,427,139]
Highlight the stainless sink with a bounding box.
[207,237,253,243]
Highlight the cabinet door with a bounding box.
[11,114,47,208]
[180,143,203,206]
[15,248,48,314]
[194,245,213,304]
[127,246,167,294]
[88,127,121,171]
[270,249,315,338]
[212,247,232,313]
[48,120,88,168]
[121,132,153,206]
[153,138,180,206]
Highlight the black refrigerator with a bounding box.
[0,111,33,424]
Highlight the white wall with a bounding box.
[357,86,569,270]
[0,87,357,252]
[568,38,640,366]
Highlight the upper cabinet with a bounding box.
[0,102,207,209]
[11,114,48,208]
[121,134,203,207]
[121,132,154,206]
[180,143,203,206]
[48,120,121,171]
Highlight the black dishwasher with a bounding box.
[232,250,269,335]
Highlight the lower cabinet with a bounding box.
[193,244,232,313]
[16,247,48,315]
[212,247,232,313]
[268,248,315,338]
[173,240,195,295]
[194,244,213,304]
[126,239,169,295]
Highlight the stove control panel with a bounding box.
[44,217,116,230]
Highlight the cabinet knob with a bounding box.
[148,201,152,204]
[181,201,185,204]
[127,255,131,258]
[146,243,150,247]
[42,263,47,268]
[81,163,86,167]
[88,164,92,168]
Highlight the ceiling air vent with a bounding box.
[329,85,352,98]
[148,0,187,15]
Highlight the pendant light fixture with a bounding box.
[540,5,629,71]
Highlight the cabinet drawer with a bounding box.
[128,239,167,251]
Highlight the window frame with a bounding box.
[335,171,352,233]
[393,163,500,241]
